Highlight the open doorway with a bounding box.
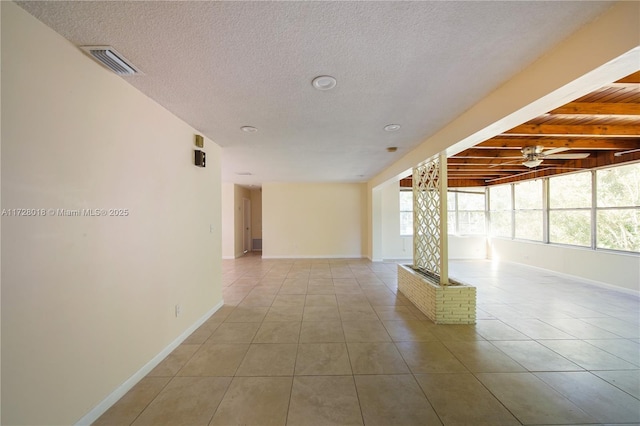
[243,198,251,254]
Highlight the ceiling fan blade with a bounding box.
[542,147,570,156]
[544,153,590,160]
[488,159,522,168]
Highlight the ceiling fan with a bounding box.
[517,145,590,168]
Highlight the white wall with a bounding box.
[1,3,223,424]
[489,239,640,293]
[221,182,235,258]
[449,235,487,260]
[263,183,366,258]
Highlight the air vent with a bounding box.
[80,46,141,75]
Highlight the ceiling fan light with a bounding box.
[523,158,543,168]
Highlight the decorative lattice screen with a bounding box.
[413,153,448,285]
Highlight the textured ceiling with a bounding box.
[17,1,613,186]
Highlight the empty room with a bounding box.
[2,1,639,425]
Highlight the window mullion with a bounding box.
[543,178,549,244]
[591,170,597,250]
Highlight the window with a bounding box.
[514,180,543,241]
[549,172,592,247]
[399,190,413,236]
[399,162,639,254]
[453,189,485,234]
[400,187,486,236]
[596,163,640,252]
[489,184,512,238]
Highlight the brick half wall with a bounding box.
[398,264,476,324]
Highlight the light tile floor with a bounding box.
[95,255,640,425]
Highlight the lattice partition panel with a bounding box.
[413,153,448,284]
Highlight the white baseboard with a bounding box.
[75,300,225,426]
[261,255,365,259]
[500,259,640,296]
[382,258,411,262]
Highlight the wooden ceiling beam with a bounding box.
[449,170,527,174]
[449,157,522,166]
[504,124,639,137]
[447,179,486,188]
[549,102,640,115]
[451,148,524,158]
[615,71,640,84]
[475,138,640,150]
[447,167,520,173]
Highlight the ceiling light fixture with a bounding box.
[384,124,401,132]
[241,126,257,133]
[522,158,543,168]
[312,75,337,91]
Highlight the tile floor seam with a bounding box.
[342,338,366,426]
[535,338,637,371]
[410,371,446,426]
[125,377,174,426]
[582,338,640,367]
[204,379,231,426]
[469,371,525,426]
[590,370,640,401]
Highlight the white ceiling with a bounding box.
[17,1,613,186]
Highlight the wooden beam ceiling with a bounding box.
[475,138,640,150]
[400,72,639,188]
[549,102,640,115]
[443,71,640,187]
[504,124,638,137]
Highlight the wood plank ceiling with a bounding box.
[401,71,640,188]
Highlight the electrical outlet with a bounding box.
[175,304,181,317]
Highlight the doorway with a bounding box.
[243,198,251,254]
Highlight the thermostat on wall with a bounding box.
[194,150,206,167]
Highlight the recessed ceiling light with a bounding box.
[387,147,398,153]
[384,124,401,132]
[241,126,257,133]
[312,75,337,91]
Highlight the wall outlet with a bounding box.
[175,304,182,317]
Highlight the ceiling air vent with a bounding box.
[80,46,141,75]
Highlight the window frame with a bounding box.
[486,162,639,256]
